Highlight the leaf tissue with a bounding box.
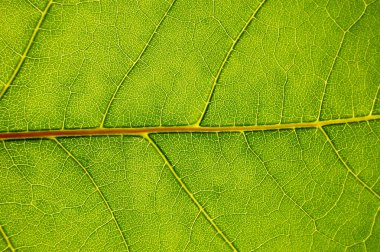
[0,0,379,251]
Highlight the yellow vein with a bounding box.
[317,3,369,120]
[144,135,237,251]
[370,82,380,115]
[99,0,177,128]
[363,207,380,245]
[0,0,53,99]
[0,225,15,252]
[26,0,43,13]
[195,0,267,126]
[52,138,130,251]
[319,126,380,201]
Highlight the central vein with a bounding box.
[0,115,378,140]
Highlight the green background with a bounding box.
[0,0,379,251]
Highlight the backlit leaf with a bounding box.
[0,0,379,251]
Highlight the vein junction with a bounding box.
[0,115,378,140]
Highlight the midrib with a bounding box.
[0,115,379,140]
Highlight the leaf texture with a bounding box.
[0,0,379,251]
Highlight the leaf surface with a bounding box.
[0,0,379,251]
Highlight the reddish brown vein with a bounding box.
[0,115,378,140]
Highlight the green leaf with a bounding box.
[0,0,379,251]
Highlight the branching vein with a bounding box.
[317,3,370,120]
[370,82,380,115]
[319,126,380,201]
[195,0,267,126]
[0,0,53,100]
[0,225,15,252]
[144,134,238,251]
[52,137,130,251]
[99,0,177,128]
[242,132,317,223]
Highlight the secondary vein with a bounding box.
[317,2,370,120]
[195,0,268,126]
[52,138,131,251]
[99,0,177,128]
[0,0,53,99]
[319,126,380,201]
[242,132,317,223]
[144,134,238,251]
[0,225,15,252]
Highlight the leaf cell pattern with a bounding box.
[0,0,379,251]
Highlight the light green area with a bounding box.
[0,0,379,251]
[202,0,380,125]
[322,1,380,119]
[0,138,228,251]
[152,126,380,250]
[324,120,380,194]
